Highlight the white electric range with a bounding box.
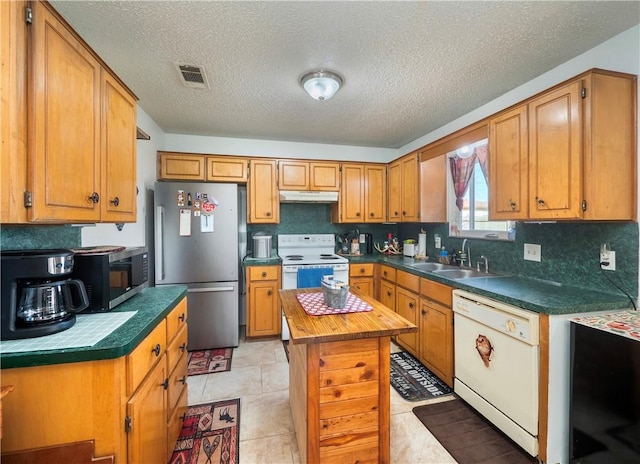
[278,234,349,340]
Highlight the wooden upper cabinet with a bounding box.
[158,152,205,181]
[365,164,387,222]
[388,152,419,222]
[29,1,102,222]
[334,163,386,223]
[336,163,364,222]
[278,160,340,191]
[206,156,248,182]
[309,161,340,191]
[278,160,309,190]
[248,158,279,223]
[489,104,528,220]
[528,81,583,220]
[419,154,447,223]
[101,71,137,222]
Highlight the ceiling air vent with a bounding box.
[174,63,210,89]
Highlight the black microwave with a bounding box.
[72,246,149,312]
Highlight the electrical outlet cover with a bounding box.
[601,250,616,271]
[524,243,541,262]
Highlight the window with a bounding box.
[446,138,514,240]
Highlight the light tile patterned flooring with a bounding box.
[187,335,457,464]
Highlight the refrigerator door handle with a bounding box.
[187,287,236,293]
[155,206,165,281]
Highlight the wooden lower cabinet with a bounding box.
[290,337,390,463]
[247,266,282,337]
[378,265,397,312]
[419,278,454,387]
[349,263,374,298]
[0,297,188,464]
[394,271,420,358]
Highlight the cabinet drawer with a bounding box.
[127,319,167,396]
[396,270,420,293]
[167,351,188,416]
[349,263,374,277]
[380,265,396,282]
[166,298,188,345]
[167,324,188,373]
[248,266,279,281]
[420,278,453,306]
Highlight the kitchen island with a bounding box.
[280,287,417,464]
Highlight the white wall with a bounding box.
[163,133,396,163]
[81,108,166,247]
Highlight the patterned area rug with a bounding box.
[187,348,233,376]
[169,399,240,464]
[390,350,453,401]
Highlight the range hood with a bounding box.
[279,190,339,203]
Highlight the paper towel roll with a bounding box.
[418,233,427,257]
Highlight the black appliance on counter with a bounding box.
[70,246,149,313]
[1,249,89,340]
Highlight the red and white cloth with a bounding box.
[296,292,373,316]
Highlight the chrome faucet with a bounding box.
[478,255,489,273]
[461,239,471,268]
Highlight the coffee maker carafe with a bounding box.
[1,249,89,340]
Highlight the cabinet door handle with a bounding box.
[535,196,545,206]
[180,412,187,422]
[267,290,272,296]
[178,313,185,322]
[509,199,516,210]
[409,302,414,309]
[370,212,374,217]
[387,291,392,296]
[180,343,187,352]
[262,271,267,278]
[394,211,399,216]
[88,192,100,204]
[402,210,407,216]
[421,309,427,316]
[383,271,387,277]
[161,378,169,390]
[180,375,187,385]
[266,211,272,217]
[356,212,361,217]
[110,196,120,207]
[152,343,161,357]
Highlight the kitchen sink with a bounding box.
[431,268,498,279]
[405,262,448,271]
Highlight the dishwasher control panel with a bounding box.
[452,289,539,345]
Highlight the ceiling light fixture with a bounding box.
[300,70,343,101]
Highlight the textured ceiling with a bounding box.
[51,1,640,149]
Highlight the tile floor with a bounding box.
[187,335,458,464]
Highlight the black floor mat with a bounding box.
[390,350,452,401]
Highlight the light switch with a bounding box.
[524,243,541,262]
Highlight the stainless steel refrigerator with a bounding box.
[154,181,244,350]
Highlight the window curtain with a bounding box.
[474,144,489,182]
[449,154,477,211]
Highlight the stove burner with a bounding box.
[285,255,303,261]
[320,255,339,260]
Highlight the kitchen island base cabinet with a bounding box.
[290,338,390,464]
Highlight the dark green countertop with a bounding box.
[243,249,281,266]
[1,285,187,370]
[239,252,631,315]
[346,254,631,315]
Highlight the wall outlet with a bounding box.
[359,233,365,243]
[524,243,541,262]
[600,249,616,271]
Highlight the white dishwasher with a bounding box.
[453,289,540,457]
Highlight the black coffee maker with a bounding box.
[1,249,89,340]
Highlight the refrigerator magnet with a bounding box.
[193,199,201,217]
[201,214,214,233]
[177,190,185,206]
[179,208,192,236]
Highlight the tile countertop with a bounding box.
[344,254,632,315]
[1,285,187,370]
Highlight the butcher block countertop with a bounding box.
[279,287,417,345]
